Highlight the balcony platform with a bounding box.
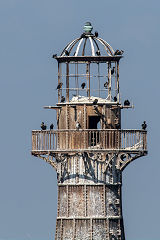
[31,129,147,156]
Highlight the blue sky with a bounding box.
[0,0,160,239]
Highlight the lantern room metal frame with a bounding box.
[54,22,121,104]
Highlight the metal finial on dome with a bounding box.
[83,22,93,33]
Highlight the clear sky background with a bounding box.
[0,0,160,240]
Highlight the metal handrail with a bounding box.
[32,129,147,152]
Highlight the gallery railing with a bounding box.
[32,129,147,152]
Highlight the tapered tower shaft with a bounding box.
[55,154,125,240]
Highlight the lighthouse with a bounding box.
[31,22,147,240]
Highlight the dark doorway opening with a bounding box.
[89,116,101,129]
[88,116,101,146]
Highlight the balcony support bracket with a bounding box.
[35,154,57,170]
[116,152,147,171]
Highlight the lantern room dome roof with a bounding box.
[60,22,115,57]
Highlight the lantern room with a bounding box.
[53,22,123,104]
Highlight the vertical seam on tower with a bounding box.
[84,184,87,217]
[60,219,63,240]
[73,218,76,240]
[90,218,93,240]
[103,185,106,216]
[67,185,69,217]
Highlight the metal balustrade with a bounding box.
[32,129,147,153]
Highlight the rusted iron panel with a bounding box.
[109,219,120,239]
[92,219,107,240]
[75,105,84,128]
[58,106,67,129]
[68,185,85,217]
[75,219,90,239]
[86,185,104,217]
[106,186,120,217]
[58,186,68,217]
[68,106,76,129]
[62,220,74,240]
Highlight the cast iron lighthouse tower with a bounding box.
[31,22,147,239]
